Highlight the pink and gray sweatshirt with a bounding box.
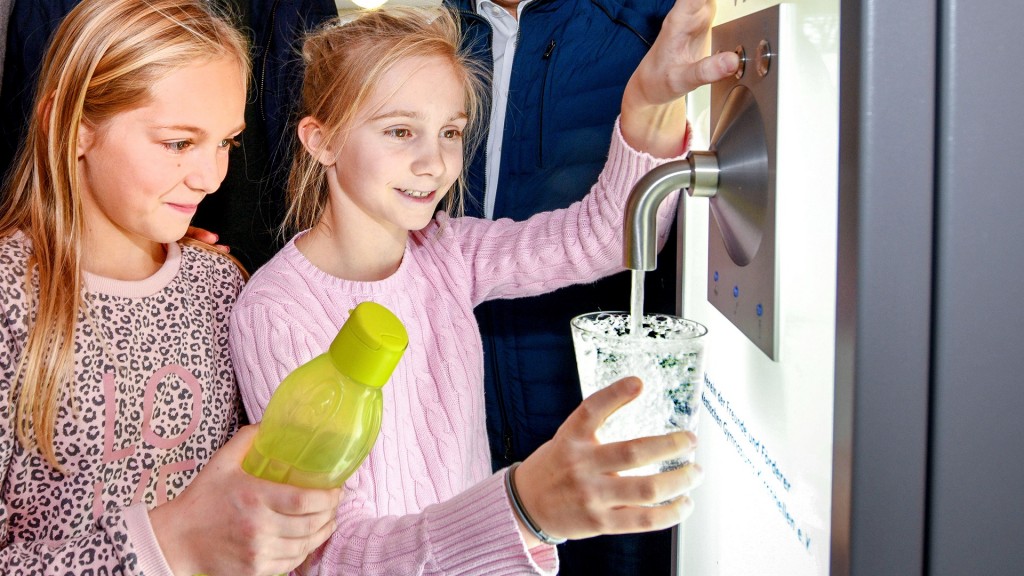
[228,122,686,576]
[0,236,245,574]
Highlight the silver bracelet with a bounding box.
[504,462,567,546]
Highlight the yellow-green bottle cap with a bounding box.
[328,301,408,388]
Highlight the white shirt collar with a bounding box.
[475,0,534,22]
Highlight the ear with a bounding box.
[297,116,336,166]
[77,121,95,159]
[37,91,94,160]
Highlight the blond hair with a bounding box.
[0,0,249,469]
[283,6,489,236]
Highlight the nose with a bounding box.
[411,138,447,178]
[184,148,228,194]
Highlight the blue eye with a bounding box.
[165,140,192,152]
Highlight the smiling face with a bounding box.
[76,56,246,259]
[318,55,468,244]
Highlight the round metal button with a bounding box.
[756,39,773,77]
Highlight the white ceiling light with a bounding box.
[335,0,442,9]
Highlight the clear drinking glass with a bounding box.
[571,312,708,476]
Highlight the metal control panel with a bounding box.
[707,5,780,359]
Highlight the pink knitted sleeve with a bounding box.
[447,121,688,306]
[308,472,556,576]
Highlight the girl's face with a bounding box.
[76,57,246,256]
[321,55,467,242]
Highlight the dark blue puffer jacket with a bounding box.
[455,4,681,573]
[250,0,339,172]
[449,0,680,469]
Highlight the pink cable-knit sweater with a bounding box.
[229,123,684,576]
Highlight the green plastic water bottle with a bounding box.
[242,301,408,489]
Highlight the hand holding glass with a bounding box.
[571,312,707,476]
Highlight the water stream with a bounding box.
[630,269,645,337]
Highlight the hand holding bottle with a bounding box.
[148,425,342,575]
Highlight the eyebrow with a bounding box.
[368,110,468,123]
[157,123,247,136]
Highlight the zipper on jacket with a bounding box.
[543,39,556,59]
[502,429,514,464]
[462,12,514,460]
[258,0,283,124]
[459,9,495,218]
[483,308,515,464]
[589,0,655,48]
[537,38,556,166]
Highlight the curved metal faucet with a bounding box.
[623,151,720,271]
[623,84,770,272]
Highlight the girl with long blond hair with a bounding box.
[230,3,737,574]
[0,0,340,573]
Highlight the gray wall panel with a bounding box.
[834,0,936,574]
[929,0,1024,574]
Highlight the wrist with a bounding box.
[504,462,567,546]
[621,79,689,158]
[149,500,197,576]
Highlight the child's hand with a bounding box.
[620,0,740,157]
[149,425,341,575]
[513,377,703,544]
[629,0,739,109]
[185,226,231,253]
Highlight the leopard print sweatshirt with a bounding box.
[0,232,245,574]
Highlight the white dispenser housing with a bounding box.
[674,2,839,574]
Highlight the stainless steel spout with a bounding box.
[624,151,720,271]
[623,81,771,273]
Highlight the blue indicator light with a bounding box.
[733,285,740,298]
[756,303,763,316]
[714,271,719,282]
